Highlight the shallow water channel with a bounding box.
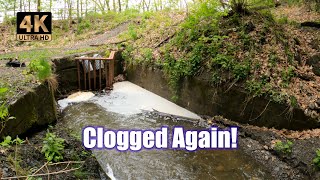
[58,82,272,179]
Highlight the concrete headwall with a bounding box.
[127,64,319,130]
[1,83,57,137]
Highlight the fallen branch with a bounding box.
[89,39,129,46]
[47,161,85,166]
[2,161,85,180]
[249,100,271,122]
[2,167,82,179]
[301,21,320,28]
[31,162,49,176]
[154,33,176,48]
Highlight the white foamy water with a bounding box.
[59,81,271,180]
[58,81,200,119]
[58,91,95,110]
[106,163,116,180]
[90,81,200,119]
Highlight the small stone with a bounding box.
[316,99,320,106]
[309,103,316,110]
[263,145,269,150]
[311,111,319,119]
[216,165,224,171]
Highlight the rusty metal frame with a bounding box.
[75,51,115,91]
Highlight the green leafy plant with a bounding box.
[0,103,9,120]
[274,140,293,155]
[281,66,296,87]
[0,87,15,133]
[28,58,52,82]
[77,19,91,34]
[13,136,25,145]
[142,48,153,63]
[41,131,65,162]
[0,136,24,147]
[128,25,138,40]
[0,136,13,147]
[313,149,320,168]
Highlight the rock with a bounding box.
[310,111,318,118]
[316,99,320,106]
[301,21,320,28]
[306,53,320,76]
[309,103,316,110]
[5,60,26,67]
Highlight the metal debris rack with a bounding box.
[75,51,115,91]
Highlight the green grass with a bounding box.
[0,49,60,61]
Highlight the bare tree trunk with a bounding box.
[37,0,41,12]
[154,0,158,11]
[147,0,150,11]
[49,0,52,11]
[19,0,22,12]
[141,0,145,12]
[125,0,128,9]
[113,0,116,11]
[85,0,88,16]
[184,0,188,14]
[80,0,83,17]
[159,0,162,10]
[68,0,72,25]
[64,0,66,20]
[13,0,16,16]
[118,0,121,12]
[106,0,110,11]
[77,0,80,22]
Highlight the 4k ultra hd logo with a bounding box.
[16,12,52,41]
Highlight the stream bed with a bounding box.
[58,82,272,179]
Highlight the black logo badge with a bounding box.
[16,12,52,41]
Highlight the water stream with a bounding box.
[58,82,272,179]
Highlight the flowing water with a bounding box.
[58,82,272,180]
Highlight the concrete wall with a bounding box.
[1,83,57,137]
[127,64,319,130]
[52,51,124,94]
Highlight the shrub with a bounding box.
[274,140,293,155]
[0,136,25,147]
[77,19,91,34]
[28,58,52,82]
[41,131,65,162]
[313,149,320,168]
[0,136,13,147]
[230,0,249,14]
[128,25,138,40]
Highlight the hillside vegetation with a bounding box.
[119,1,320,120]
